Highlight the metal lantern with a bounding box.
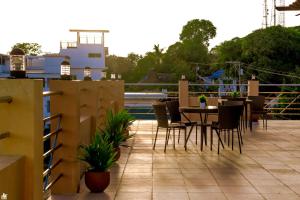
[251,74,256,80]
[111,73,116,80]
[60,60,71,80]
[117,74,122,80]
[181,74,186,80]
[10,48,26,78]
[84,67,92,81]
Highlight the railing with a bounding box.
[124,82,300,119]
[259,84,300,118]
[0,96,12,140]
[0,131,9,140]
[0,96,12,103]
[42,91,64,194]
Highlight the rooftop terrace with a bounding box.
[51,119,300,200]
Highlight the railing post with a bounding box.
[49,80,81,194]
[179,80,189,107]
[0,79,43,200]
[248,80,259,96]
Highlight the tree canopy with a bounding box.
[11,43,42,56]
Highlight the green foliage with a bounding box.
[198,95,207,103]
[180,19,217,47]
[11,43,42,56]
[102,110,135,147]
[79,132,116,172]
[230,91,240,98]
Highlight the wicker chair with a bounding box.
[248,96,268,130]
[211,105,243,154]
[166,100,197,144]
[152,103,186,152]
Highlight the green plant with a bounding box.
[230,91,240,98]
[198,95,207,103]
[79,132,116,172]
[103,110,135,147]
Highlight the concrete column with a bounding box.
[179,80,189,107]
[248,80,259,96]
[0,79,43,200]
[49,80,81,194]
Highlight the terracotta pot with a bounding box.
[114,146,121,161]
[85,171,110,193]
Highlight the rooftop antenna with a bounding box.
[263,0,269,28]
[273,0,277,26]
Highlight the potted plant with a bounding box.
[79,132,116,193]
[230,91,240,98]
[102,110,134,160]
[198,95,207,108]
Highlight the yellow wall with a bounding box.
[0,79,43,200]
[0,156,25,200]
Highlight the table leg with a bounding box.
[184,124,194,150]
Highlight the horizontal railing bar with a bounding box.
[44,173,63,191]
[266,103,300,105]
[43,113,62,122]
[43,144,62,158]
[0,132,10,140]
[43,128,62,142]
[127,113,155,115]
[260,92,300,94]
[259,84,300,86]
[265,108,300,110]
[268,113,300,115]
[0,96,12,104]
[43,159,63,177]
[189,83,248,86]
[43,91,63,97]
[125,83,178,86]
[80,104,87,108]
[265,97,298,99]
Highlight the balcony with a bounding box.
[0,79,300,200]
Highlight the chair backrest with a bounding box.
[223,100,244,106]
[218,105,243,129]
[152,103,169,128]
[166,100,181,123]
[248,96,265,111]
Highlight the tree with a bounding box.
[180,19,216,46]
[11,43,42,56]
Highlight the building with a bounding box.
[0,29,109,80]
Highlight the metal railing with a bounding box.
[124,83,300,119]
[42,91,64,194]
[0,96,12,103]
[0,131,9,140]
[259,84,300,118]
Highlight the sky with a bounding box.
[0,0,299,56]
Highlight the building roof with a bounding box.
[276,0,300,11]
[69,29,109,33]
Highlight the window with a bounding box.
[88,53,101,58]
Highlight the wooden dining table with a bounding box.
[179,106,218,150]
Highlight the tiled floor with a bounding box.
[51,120,300,200]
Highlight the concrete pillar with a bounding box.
[0,79,43,200]
[248,80,259,96]
[179,80,189,107]
[49,80,81,194]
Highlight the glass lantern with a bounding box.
[101,70,107,80]
[10,48,26,78]
[111,73,116,80]
[84,67,92,81]
[60,60,71,80]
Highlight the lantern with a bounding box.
[84,67,92,80]
[10,48,26,78]
[117,74,122,80]
[251,74,256,80]
[111,73,116,80]
[181,74,186,80]
[60,60,71,80]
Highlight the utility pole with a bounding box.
[274,0,277,26]
[263,0,269,28]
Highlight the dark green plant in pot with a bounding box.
[230,91,240,98]
[198,95,207,103]
[79,132,116,192]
